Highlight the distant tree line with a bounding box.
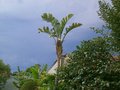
[0,59,11,89]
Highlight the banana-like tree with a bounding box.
[38,13,82,69]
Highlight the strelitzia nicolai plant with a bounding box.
[38,13,82,68]
[38,13,82,89]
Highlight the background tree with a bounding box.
[38,13,82,68]
[98,0,120,52]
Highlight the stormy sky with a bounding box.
[0,0,103,71]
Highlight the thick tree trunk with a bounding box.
[56,39,63,68]
[55,39,63,90]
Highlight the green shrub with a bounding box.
[59,37,120,90]
[0,59,11,89]
[20,79,38,90]
[13,64,55,90]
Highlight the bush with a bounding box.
[13,64,55,90]
[0,59,11,89]
[59,37,120,90]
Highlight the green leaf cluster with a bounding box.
[38,13,81,43]
[13,64,55,90]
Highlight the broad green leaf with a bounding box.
[65,23,82,34]
[60,14,74,36]
[42,13,56,23]
[38,26,51,34]
[42,13,60,27]
[62,23,82,42]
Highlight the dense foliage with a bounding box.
[13,64,55,90]
[20,79,38,90]
[0,59,11,89]
[59,37,120,90]
[98,0,120,51]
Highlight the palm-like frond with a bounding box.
[41,13,60,37]
[62,23,82,42]
[29,64,40,79]
[60,14,74,37]
[38,27,58,38]
[66,23,82,34]
[42,13,56,23]
[41,64,47,75]
[39,13,82,43]
[42,13,59,26]
[38,26,51,34]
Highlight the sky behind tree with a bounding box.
[0,0,102,71]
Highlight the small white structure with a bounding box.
[48,54,71,74]
[48,60,57,74]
